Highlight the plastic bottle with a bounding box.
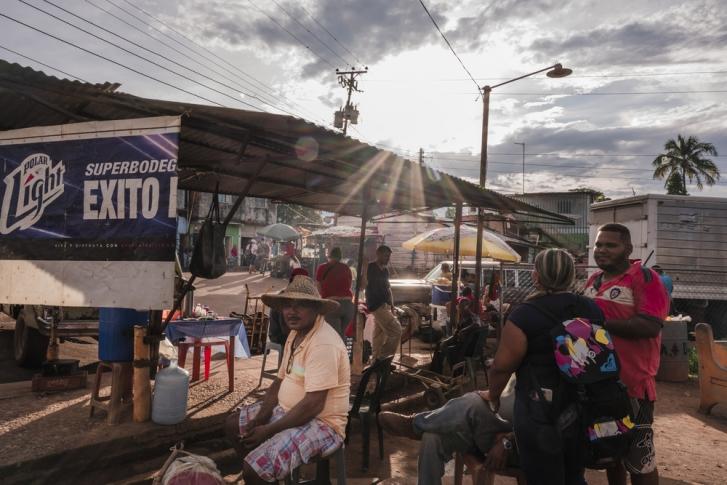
[152,361,190,425]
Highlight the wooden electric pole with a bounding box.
[334,67,367,135]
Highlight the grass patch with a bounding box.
[688,346,699,376]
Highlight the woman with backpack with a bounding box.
[481,248,605,484]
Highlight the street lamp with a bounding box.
[474,63,572,302]
[514,142,525,194]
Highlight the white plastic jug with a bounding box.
[152,361,190,425]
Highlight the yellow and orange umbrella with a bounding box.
[402,226,521,262]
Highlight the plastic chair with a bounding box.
[345,355,394,472]
[284,444,346,485]
[454,452,527,485]
[178,337,235,392]
[258,340,284,387]
[464,326,490,391]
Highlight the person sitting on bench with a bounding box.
[379,376,517,485]
[431,299,481,374]
[225,276,350,484]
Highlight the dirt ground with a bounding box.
[1,273,726,484]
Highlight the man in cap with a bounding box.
[364,245,402,360]
[225,275,350,484]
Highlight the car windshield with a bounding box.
[424,262,498,284]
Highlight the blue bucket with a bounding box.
[98,308,149,362]
[432,285,453,305]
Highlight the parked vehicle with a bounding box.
[589,194,727,338]
[390,260,534,306]
[1,304,99,368]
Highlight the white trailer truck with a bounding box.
[589,194,727,338]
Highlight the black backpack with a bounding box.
[189,192,227,279]
[526,297,635,469]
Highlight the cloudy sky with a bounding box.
[1,0,726,198]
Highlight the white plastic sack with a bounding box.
[162,453,224,485]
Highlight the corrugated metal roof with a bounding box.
[0,60,572,223]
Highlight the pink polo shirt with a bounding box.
[584,261,669,401]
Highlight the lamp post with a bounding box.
[474,63,572,303]
[514,142,525,194]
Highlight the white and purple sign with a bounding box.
[0,116,181,309]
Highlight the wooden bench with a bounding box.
[695,323,727,415]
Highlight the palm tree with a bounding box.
[652,135,720,195]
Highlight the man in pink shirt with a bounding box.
[584,223,669,485]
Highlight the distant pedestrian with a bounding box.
[346,259,358,296]
[364,245,402,361]
[255,239,270,274]
[245,239,258,273]
[315,247,354,339]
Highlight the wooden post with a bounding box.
[46,316,59,362]
[497,262,505,343]
[133,325,152,423]
[352,184,371,374]
[449,203,463,331]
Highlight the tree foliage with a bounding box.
[569,187,610,202]
[276,204,322,225]
[652,135,720,195]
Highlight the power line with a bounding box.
[114,0,288,99]
[0,44,90,82]
[488,90,727,96]
[434,161,655,172]
[416,0,480,92]
[32,0,276,110]
[429,152,727,160]
[430,165,727,184]
[298,3,363,66]
[18,0,267,112]
[38,0,319,120]
[99,0,323,123]
[270,0,351,67]
[0,11,226,107]
[245,0,335,69]
[90,0,327,124]
[365,70,727,82]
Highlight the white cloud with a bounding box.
[0,0,726,199]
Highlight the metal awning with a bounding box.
[0,60,572,223]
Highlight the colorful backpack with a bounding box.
[529,298,636,468]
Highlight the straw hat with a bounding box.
[262,275,340,314]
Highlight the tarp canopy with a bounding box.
[0,60,572,223]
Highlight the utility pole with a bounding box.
[419,148,424,165]
[334,67,368,135]
[514,142,525,194]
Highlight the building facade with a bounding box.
[178,190,277,266]
[511,190,597,258]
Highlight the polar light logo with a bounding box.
[0,153,65,234]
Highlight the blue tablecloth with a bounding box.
[167,318,250,358]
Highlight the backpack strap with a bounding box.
[641,266,653,283]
